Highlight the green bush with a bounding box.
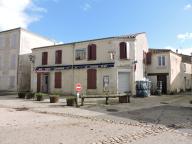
[26,92,35,99]
[18,92,27,98]
[35,93,47,101]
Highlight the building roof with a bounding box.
[179,54,192,64]
[149,48,192,64]
[0,27,54,43]
[32,32,146,50]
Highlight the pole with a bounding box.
[76,92,79,107]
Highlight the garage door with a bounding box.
[118,72,130,93]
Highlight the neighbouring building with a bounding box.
[146,49,192,94]
[0,28,54,92]
[31,33,148,95]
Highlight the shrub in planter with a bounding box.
[49,95,59,103]
[66,96,76,106]
[35,93,46,101]
[18,92,27,98]
[26,92,35,99]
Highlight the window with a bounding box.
[0,36,5,49]
[55,50,62,64]
[183,64,186,72]
[87,69,97,89]
[10,33,17,49]
[119,42,129,59]
[10,54,17,69]
[9,76,15,89]
[42,52,48,65]
[75,49,86,60]
[55,72,62,88]
[88,44,96,60]
[146,52,152,65]
[0,56,1,70]
[158,56,165,66]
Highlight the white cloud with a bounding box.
[184,4,192,10]
[0,0,46,31]
[164,46,192,55]
[177,32,192,41]
[82,3,92,11]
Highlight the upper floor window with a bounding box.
[75,49,86,60]
[55,50,62,64]
[0,36,5,49]
[0,56,2,70]
[42,52,48,65]
[10,33,17,49]
[119,42,129,59]
[88,44,96,60]
[158,56,165,66]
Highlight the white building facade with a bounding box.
[146,49,192,94]
[31,33,148,95]
[0,28,54,92]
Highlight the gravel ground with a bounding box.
[0,93,192,144]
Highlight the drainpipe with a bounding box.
[72,43,75,95]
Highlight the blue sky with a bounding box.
[0,0,192,54]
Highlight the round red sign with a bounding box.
[75,83,82,92]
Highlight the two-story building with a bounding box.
[31,33,148,95]
[0,28,54,92]
[146,49,192,94]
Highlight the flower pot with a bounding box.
[49,96,59,103]
[36,95,44,101]
[18,92,26,98]
[66,98,76,106]
[26,92,35,99]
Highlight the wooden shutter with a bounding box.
[55,50,62,64]
[87,69,97,89]
[55,72,62,88]
[37,73,41,92]
[146,52,152,65]
[88,44,96,60]
[42,52,48,65]
[91,44,96,60]
[119,42,127,59]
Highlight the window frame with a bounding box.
[42,52,48,65]
[55,50,62,64]
[75,48,86,60]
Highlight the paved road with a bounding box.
[0,94,191,144]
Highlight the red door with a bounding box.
[37,73,41,92]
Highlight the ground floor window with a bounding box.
[55,72,62,88]
[87,69,97,89]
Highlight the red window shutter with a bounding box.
[37,73,41,92]
[42,52,48,65]
[91,44,96,60]
[55,50,62,64]
[55,72,62,88]
[119,42,127,59]
[88,45,91,60]
[87,69,96,89]
[146,52,152,65]
[88,44,96,60]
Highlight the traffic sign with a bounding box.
[75,83,82,92]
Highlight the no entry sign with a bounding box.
[75,83,82,92]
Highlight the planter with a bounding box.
[26,92,35,99]
[49,96,59,103]
[119,96,130,103]
[18,92,26,98]
[66,97,76,106]
[36,95,44,101]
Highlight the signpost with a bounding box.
[75,83,82,107]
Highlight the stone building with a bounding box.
[146,49,192,94]
[0,28,54,92]
[31,33,149,95]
